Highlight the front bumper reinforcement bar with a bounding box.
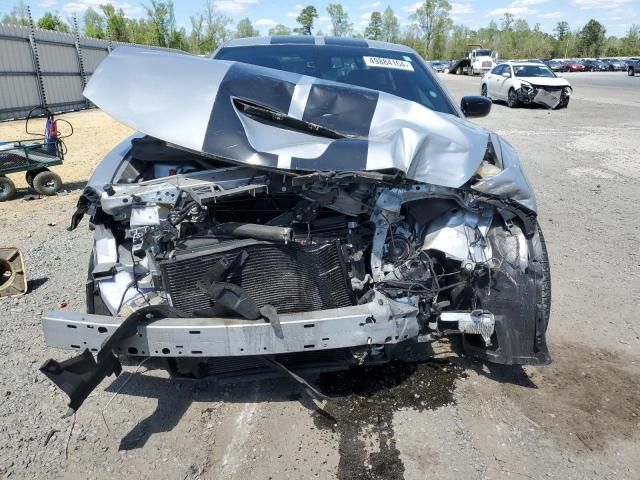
[39,296,421,413]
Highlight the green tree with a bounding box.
[294,5,318,35]
[2,1,30,26]
[578,19,606,57]
[501,12,514,31]
[83,7,106,38]
[381,6,399,43]
[446,24,471,60]
[401,24,425,57]
[409,0,452,58]
[621,24,639,56]
[188,13,205,52]
[37,12,70,32]
[327,3,352,37]
[202,1,232,52]
[268,24,292,35]
[554,21,569,40]
[100,4,129,42]
[235,17,259,38]
[552,21,572,57]
[364,11,382,40]
[143,1,176,47]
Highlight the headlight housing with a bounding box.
[475,135,503,179]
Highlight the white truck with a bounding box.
[450,45,498,76]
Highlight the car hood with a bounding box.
[84,46,490,189]
[518,77,570,87]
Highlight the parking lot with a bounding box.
[0,71,639,480]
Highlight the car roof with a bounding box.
[219,36,416,54]
[501,61,549,67]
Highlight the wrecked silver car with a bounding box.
[40,39,551,414]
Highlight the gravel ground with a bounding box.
[0,71,639,480]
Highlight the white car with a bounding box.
[481,62,572,109]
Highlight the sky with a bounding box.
[2,0,638,37]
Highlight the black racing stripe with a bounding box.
[270,35,315,44]
[324,37,369,48]
[290,140,368,171]
[302,84,379,137]
[202,63,299,166]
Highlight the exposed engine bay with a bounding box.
[40,135,550,414]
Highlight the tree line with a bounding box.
[2,0,639,58]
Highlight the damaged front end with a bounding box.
[40,47,551,414]
[516,82,571,109]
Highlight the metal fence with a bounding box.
[0,22,185,121]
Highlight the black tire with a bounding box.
[462,219,551,365]
[32,170,62,196]
[557,95,570,109]
[481,83,488,97]
[486,220,552,330]
[0,176,16,202]
[629,67,635,77]
[507,88,519,108]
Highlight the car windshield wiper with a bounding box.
[232,97,351,140]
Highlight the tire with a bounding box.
[470,67,475,76]
[32,170,62,196]
[481,83,488,97]
[0,176,16,202]
[629,68,635,77]
[557,95,570,109]
[457,66,463,75]
[25,171,35,189]
[507,88,519,108]
[462,219,551,365]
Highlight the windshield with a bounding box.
[215,44,457,115]
[513,65,556,78]
[475,49,492,57]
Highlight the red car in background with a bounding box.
[564,61,586,72]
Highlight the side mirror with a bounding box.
[460,96,492,118]
[501,71,511,78]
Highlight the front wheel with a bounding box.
[507,88,519,108]
[629,68,635,77]
[557,95,570,109]
[462,219,551,365]
[481,83,488,97]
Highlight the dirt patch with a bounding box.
[313,360,466,480]
[504,341,640,452]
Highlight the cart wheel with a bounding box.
[25,170,36,189]
[33,170,62,196]
[0,176,16,202]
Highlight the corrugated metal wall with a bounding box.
[0,24,186,121]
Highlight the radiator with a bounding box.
[159,239,355,315]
